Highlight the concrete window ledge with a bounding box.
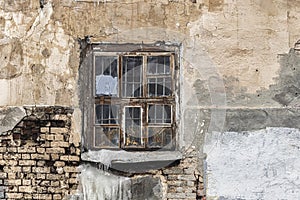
[81,149,182,172]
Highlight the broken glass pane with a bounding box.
[148,105,171,124]
[147,77,172,97]
[147,56,170,75]
[95,104,119,124]
[122,56,143,97]
[95,127,119,147]
[95,56,118,96]
[124,107,142,147]
[148,127,172,148]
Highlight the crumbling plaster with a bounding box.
[0,0,299,107]
[0,0,300,199]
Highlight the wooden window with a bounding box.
[83,44,179,150]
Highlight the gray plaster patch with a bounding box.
[0,106,26,134]
[204,127,300,199]
[197,108,300,133]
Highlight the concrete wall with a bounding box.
[0,0,300,199]
[204,127,300,199]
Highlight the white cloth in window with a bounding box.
[96,75,118,96]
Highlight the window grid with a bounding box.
[147,56,171,75]
[148,104,172,125]
[93,52,176,150]
[122,56,143,98]
[95,104,119,125]
[94,127,120,148]
[123,106,143,147]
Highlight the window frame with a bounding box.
[81,44,180,151]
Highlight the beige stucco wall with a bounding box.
[0,0,299,107]
[1,1,300,199]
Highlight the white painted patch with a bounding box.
[204,127,300,200]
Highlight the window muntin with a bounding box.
[92,51,176,150]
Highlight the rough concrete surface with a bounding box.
[204,127,300,200]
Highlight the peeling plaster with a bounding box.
[0,106,26,134]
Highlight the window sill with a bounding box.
[81,149,182,172]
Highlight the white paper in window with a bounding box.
[96,75,118,96]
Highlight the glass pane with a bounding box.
[147,56,170,75]
[148,105,172,124]
[95,127,119,147]
[124,107,142,147]
[122,56,143,97]
[147,127,172,148]
[95,56,118,96]
[147,77,172,97]
[164,105,172,123]
[95,105,119,125]
[157,78,164,96]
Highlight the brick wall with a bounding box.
[161,149,205,200]
[0,107,80,200]
[0,106,205,199]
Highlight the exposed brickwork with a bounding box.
[0,107,80,200]
[161,149,205,200]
